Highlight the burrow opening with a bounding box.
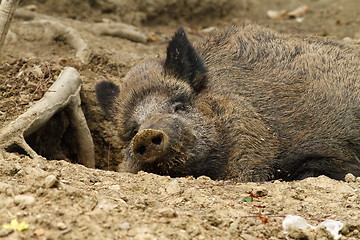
[23,109,81,164]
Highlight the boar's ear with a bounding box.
[95,81,120,118]
[165,27,208,93]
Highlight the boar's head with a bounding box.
[96,28,227,179]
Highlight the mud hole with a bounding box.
[0,0,360,239]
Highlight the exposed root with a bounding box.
[0,67,95,168]
[67,93,95,168]
[14,7,38,21]
[13,8,148,44]
[0,0,20,52]
[12,19,91,64]
[87,22,148,43]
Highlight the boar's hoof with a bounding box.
[132,129,169,163]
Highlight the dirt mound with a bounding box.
[0,156,359,239]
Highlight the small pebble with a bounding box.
[108,184,121,191]
[197,176,212,182]
[118,222,130,230]
[57,222,67,230]
[166,179,181,195]
[43,175,59,188]
[0,183,15,196]
[158,208,177,218]
[14,195,36,206]
[344,173,356,183]
[96,199,118,211]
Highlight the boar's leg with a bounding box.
[278,139,360,180]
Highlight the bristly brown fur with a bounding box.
[96,24,360,181]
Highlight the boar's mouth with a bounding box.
[138,150,191,177]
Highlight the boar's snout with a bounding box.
[131,129,169,163]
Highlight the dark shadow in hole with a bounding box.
[5,143,30,157]
[24,108,80,163]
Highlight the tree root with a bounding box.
[14,8,148,43]
[0,0,19,52]
[13,19,91,64]
[0,67,95,168]
[87,22,148,43]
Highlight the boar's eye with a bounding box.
[120,123,139,141]
[173,102,186,112]
[130,127,138,137]
[170,94,189,112]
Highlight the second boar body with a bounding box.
[96,24,360,181]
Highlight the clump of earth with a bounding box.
[0,0,360,239]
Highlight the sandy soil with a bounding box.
[0,0,360,239]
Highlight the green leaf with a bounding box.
[2,219,28,231]
[2,219,18,230]
[242,196,254,202]
[17,221,29,231]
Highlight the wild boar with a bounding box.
[96,24,360,181]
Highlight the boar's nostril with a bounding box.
[136,144,146,156]
[132,129,169,162]
[151,135,162,145]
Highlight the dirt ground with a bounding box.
[1,0,360,239]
